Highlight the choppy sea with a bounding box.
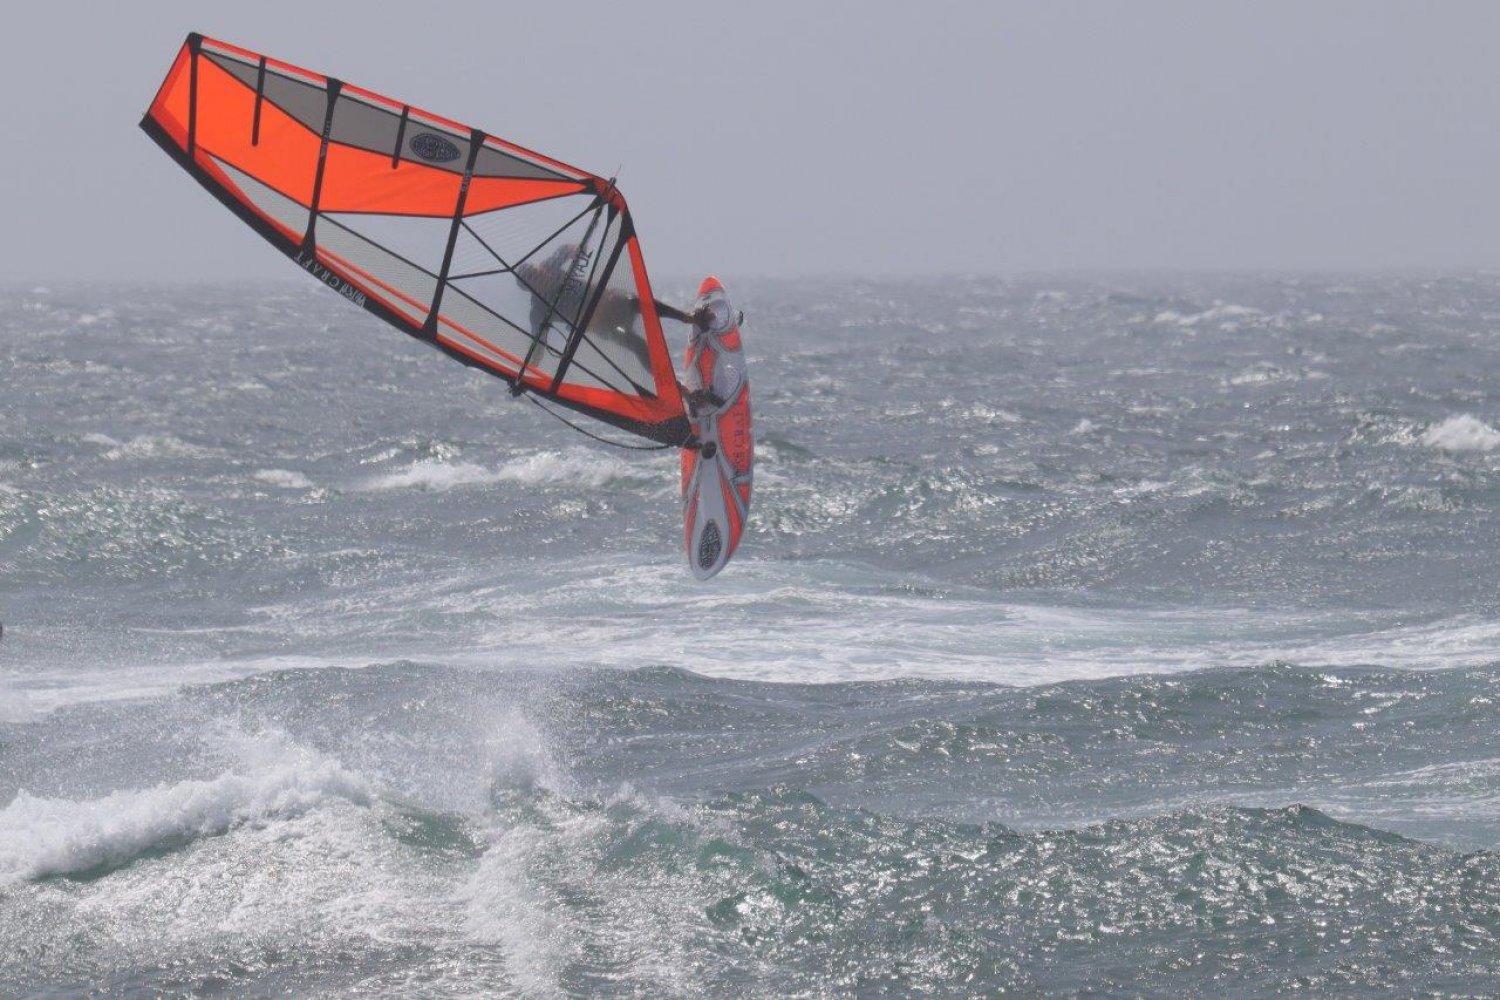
[2,274,1499,997]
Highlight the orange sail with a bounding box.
[142,33,689,446]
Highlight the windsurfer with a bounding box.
[513,243,712,381]
[514,242,654,377]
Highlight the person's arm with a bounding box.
[653,299,696,324]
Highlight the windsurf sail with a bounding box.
[141,33,689,446]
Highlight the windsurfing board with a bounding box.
[680,276,753,579]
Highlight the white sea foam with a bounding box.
[99,434,213,461]
[1419,414,1500,453]
[364,450,657,492]
[0,689,37,724]
[81,432,121,447]
[480,712,570,799]
[253,550,1500,689]
[4,654,388,717]
[14,550,1500,710]
[1153,302,1265,328]
[412,557,1500,687]
[0,739,372,885]
[364,459,510,491]
[1228,365,1293,386]
[464,781,710,997]
[253,468,314,489]
[0,735,460,985]
[462,722,580,997]
[965,403,1022,425]
[465,811,582,997]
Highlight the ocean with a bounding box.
[2,274,1498,996]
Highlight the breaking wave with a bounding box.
[0,739,371,885]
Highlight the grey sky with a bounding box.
[3,1,1498,281]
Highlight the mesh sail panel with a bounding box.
[211,156,309,240]
[315,215,439,326]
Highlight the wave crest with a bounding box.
[0,750,371,884]
[363,450,655,492]
[253,468,314,489]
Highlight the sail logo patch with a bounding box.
[294,251,367,308]
[409,133,461,163]
[698,520,723,570]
